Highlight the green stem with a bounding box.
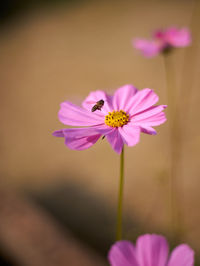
[116,146,125,241]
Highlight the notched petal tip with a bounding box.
[136,234,169,266]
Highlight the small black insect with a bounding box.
[91,99,104,112]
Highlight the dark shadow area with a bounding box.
[0,0,89,25]
[27,178,144,256]
[0,251,19,266]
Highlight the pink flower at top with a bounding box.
[53,85,167,154]
[133,27,191,58]
[108,234,194,266]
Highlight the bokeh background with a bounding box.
[0,0,200,265]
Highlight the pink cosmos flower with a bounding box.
[53,85,167,154]
[108,234,195,266]
[133,27,191,58]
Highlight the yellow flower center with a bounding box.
[105,110,129,127]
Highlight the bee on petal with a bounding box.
[91,99,104,112]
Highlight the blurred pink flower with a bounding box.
[133,27,191,57]
[108,234,194,266]
[53,85,167,154]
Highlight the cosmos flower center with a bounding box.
[105,110,129,128]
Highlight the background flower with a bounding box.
[108,234,194,266]
[133,27,191,57]
[53,85,167,154]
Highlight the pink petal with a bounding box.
[165,27,191,47]
[167,244,194,266]
[93,125,115,135]
[113,84,138,112]
[118,125,140,146]
[61,127,102,150]
[133,111,167,127]
[133,38,161,57]
[140,126,157,135]
[153,29,165,40]
[106,129,124,154]
[132,110,167,135]
[128,89,159,116]
[108,240,139,266]
[136,234,169,266]
[52,130,64,137]
[82,90,113,114]
[132,105,167,122]
[58,101,104,126]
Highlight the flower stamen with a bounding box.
[105,110,129,127]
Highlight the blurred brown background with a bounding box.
[0,0,200,265]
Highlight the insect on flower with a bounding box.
[53,85,167,154]
[91,99,104,112]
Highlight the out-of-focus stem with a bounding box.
[164,54,183,242]
[180,0,200,127]
[116,146,124,241]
